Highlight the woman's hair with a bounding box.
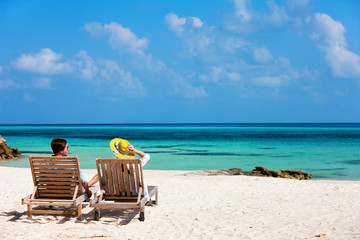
[51,138,67,154]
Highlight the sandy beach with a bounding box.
[0,166,359,240]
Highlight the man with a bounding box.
[51,138,98,197]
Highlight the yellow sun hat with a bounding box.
[109,138,135,158]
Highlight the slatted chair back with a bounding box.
[96,158,145,201]
[29,155,83,199]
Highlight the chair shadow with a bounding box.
[1,203,140,225]
[88,208,140,225]
[0,210,26,222]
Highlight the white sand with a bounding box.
[0,166,359,240]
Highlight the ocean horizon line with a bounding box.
[1,122,360,127]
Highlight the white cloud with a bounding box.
[310,13,360,78]
[227,72,241,82]
[190,17,203,28]
[265,0,289,26]
[97,59,146,96]
[200,66,241,83]
[226,0,289,32]
[174,79,207,98]
[253,47,273,63]
[233,0,252,22]
[0,78,51,90]
[75,50,99,80]
[165,12,215,60]
[0,79,21,90]
[251,75,290,87]
[220,37,247,54]
[85,22,148,55]
[0,66,2,73]
[144,54,167,73]
[164,12,187,34]
[164,12,205,35]
[13,48,72,75]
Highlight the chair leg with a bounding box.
[139,208,145,221]
[27,205,32,220]
[155,190,158,205]
[94,209,101,221]
[77,204,82,220]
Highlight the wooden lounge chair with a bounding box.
[22,155,92,220]
[90,158,158,221]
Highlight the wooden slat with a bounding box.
[101,162,109,194]
[139,161,145,197]
[38,189,75,193]
[33,169,78,173]
[33,165,77,169]
[29,156,37,197]
[38,185,77,190]
[107,163,114,196]
[129,163,136,195]
[35,177,78,181]
[36,181,78,185]
[31,156,78,160]
[34,173,78,177]
[123,164,130,196]
[32,160,77,163]
[103,196,138,201]
[112,163,120,196]
[38,193,74,198]
[92,202,138,209]
[134,163,141,195]
[31,209,77,215]
[118,164,125,194]
[26,198,75,203]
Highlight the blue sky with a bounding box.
[0,0,359,124]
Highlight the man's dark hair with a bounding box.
[51,138,67,154]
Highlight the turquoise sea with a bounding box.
[0,123,359,180]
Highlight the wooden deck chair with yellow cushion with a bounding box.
[90,158,158,221]
[22,155,92,220]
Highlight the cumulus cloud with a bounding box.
[73,51,146,95]
[165,12,215,59]
[233,0,252,22]
[220,37,247,54]
[0,79,21,90]
[310,13,360,78]
[164,12,205,35]
[13,48,72,75]
[75,50,99,80]
[200,66,241,83]
[84,22,148,56]
[164,12,187,34]
[225,0,289,32]
[0,77,52,90]
[190,17,203,28]
[101,59,145,94]
[253,47,273,63]
[251,75,290,87]
[174,79,207,98]
[266,1,289,26]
